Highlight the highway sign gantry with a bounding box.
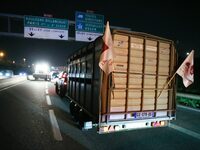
[24,16,69,40]
[75,11,104,42]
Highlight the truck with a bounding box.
[66,30,177,134]
[33,63,51,81]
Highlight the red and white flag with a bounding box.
[176,50,194,87]
[99,21,114,75]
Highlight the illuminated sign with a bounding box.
[24,16,69,40]
[75,11,104,42]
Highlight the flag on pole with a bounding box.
[176,50,194,87]
[99,21,114,75]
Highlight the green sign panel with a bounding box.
[24,16,68,30]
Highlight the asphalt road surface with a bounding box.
[0,77,199,150]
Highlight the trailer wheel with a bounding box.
[78,110,84,128]
[73,106,80,122]
[69,102,75,116]
[55,84,59,95]
[78,111,90,129]
[59,85,66,98]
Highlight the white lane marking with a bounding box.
[177,104,200,113]
[0,81,26,92]
[169,123,200,140]
[46,95,52,105]
[45,83,48,89]
[45,89,49,94]
[49,110,63,141]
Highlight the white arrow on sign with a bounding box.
[24,27,68,40]
[75,31,102,42]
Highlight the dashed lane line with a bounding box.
[49,109,63,141]
[169,123,200,140]
[45,83,48,89]
[46,95,52,106]
[45,89,49,94]
[46,85,62,141]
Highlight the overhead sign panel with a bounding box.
[75,11,104,42]
[24,16,69,40]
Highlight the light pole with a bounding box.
[0,51,5,63]
[23,58,26,63]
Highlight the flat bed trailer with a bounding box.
[67,30,177,133]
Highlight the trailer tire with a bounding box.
[59,85,66,98]
[78,110,85,128]
[73,106,80,122]
[69,102,75,116]
[78,111,90,129]
[55,84,59,95]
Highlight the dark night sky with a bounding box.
[0,0,200,65]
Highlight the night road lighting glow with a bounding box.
[35,63,50,73]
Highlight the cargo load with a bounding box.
[67,30,177,133]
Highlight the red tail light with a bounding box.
[62,73,67,78]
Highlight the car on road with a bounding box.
[55,71,68,97]
[50,71,59,82]
[0,69,13,79]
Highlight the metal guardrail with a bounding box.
[176,92,200,109]
[177,92,200,101]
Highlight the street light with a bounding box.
[0,51,5,58]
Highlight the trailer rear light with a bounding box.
[100,125,118,133]
[151,121,166,127]
[114,125,120,131]
[62,73,68,78]
[160,121,165,126]
[103,126,109,132]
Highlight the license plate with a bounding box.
[132,112,154,119]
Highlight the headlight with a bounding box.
[5,73,10,76]
[35,63,50,73]
[19,72,27,76]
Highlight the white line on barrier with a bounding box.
[177,105,200,113]
[169,123,200,140]
[49,109,63,141]
[177,92,200,100]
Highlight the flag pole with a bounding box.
[157,72,177,99]
[98,70,103,126]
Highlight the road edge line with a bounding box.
[169,123,200,140]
